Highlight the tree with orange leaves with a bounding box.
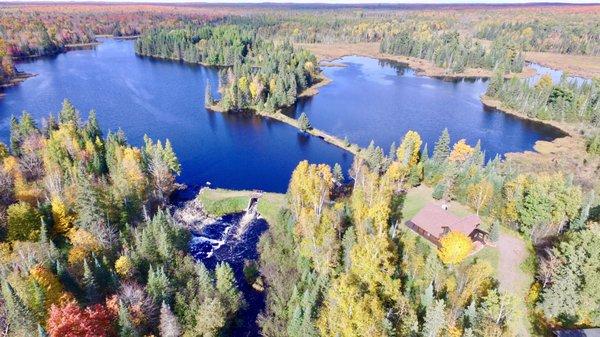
[47,298,116,337]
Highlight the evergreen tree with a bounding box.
[1,281,36,333]
[432,128,451,164]
[118,299,139,337]
[38,324,49,337]
[83,259,99,304]
[159,301,181,337]
[571,191,594,230]
[333,163,344,185]
[421,283,434,308]
[147,265,172,305]
[422,299,446,337]
[59,99,80,125]
[74,169,104,229]
[215,262,242,317]
[298,113,311,132]
[85,110,102,140]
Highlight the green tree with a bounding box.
[215,262,242,317]
[422,299,446,337]
[298,113,311,132]
[147,265,172,305]
[432,128,450,164]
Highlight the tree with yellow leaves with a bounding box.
[67,228,101,265]
[449,139,474,163]
[115,255,134,279]
[467,179,494,215]
[396,130,422,169]
[51,197,74,235]
[438,231,473,265]
[317,274,387,337]
[29,265,66,311]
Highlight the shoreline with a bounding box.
[206,75,361,156]
[297,42,536,80]
[0,72,37,98]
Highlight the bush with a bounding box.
[587,133,600,155]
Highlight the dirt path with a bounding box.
[497,232,531,337]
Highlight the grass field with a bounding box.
[197,188,286,225]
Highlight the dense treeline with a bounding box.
[258,128,590,336]
[0,100,243,336]
[477,20,600,56]
[0,37,16,85]
[0,5,225,58]
[137,25,319,113]
[486,74,600,126]
[380,28,524,73]
[135,25,253,65]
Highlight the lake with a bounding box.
[0,38,351,194]
[294,56,565,158]
[1,39,563,194]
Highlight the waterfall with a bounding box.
[237,196,259,238]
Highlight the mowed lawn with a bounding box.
[197,188,286,225]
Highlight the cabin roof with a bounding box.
[408,203,480,239]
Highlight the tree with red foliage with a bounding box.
[46,298,116,337]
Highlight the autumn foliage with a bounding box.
[47,298,116,337]
[438,231,474,265]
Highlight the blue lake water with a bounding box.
[294,56,565,157]
[0,39,352,194]
[1,40,564,194]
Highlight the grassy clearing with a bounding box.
[197,188,286,225]
[400,185,472,222]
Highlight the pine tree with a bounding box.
[572,191,594,230]
[118,299,139,337]
[298,113,311,132]
[147,265,172,304]
[159,301,181,337]
[215,262,242,317]
[59,99,80,125]
[38,324,49,337]
[422,299,445,337]
[388,142,397,161]
[1,281,36,332]
[421,283,434,308]
[432,128,451,164]
[83,259,99,304]
[85,110,102,140]
[333,163,344,185]
[163,139,181,175]
[74,169,104,229]
[463,299,477,328]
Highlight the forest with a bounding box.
[1,100,244,337]
[0,3,600,337]
[258,128,593,337]
[136,25,319,112]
